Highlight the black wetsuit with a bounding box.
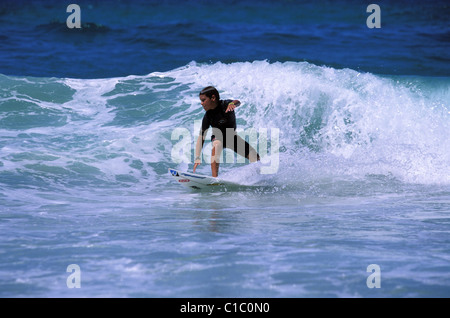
[200,99,251,158]
[201,99,235,140]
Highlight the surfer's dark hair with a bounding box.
[199,86,220,100]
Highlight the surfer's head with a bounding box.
[199,86,219,111]
[199,86,220,100]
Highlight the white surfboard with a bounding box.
[168,168,240,190]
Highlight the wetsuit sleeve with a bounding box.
[200,113,210,138]
[223,99,237,130]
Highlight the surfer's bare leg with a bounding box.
[234,134,260,163]
[211,139,223,177]
[247,148,260,162]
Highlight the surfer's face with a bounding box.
[199,94,217,111]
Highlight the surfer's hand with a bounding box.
[226,104,235,112]
[226,101,238,112]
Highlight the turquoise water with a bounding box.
[1,61,449,297]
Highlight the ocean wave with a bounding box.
[35,21,111,34]
[1,61,449,188]
[160,61,450,185]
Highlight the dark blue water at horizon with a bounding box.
[0,0,449,78]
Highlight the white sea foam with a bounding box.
[159,61,450,185]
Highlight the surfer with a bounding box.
[193,86,260,177]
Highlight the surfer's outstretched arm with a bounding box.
[193,133,205,173]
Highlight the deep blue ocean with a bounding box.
[0,0,449,299]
